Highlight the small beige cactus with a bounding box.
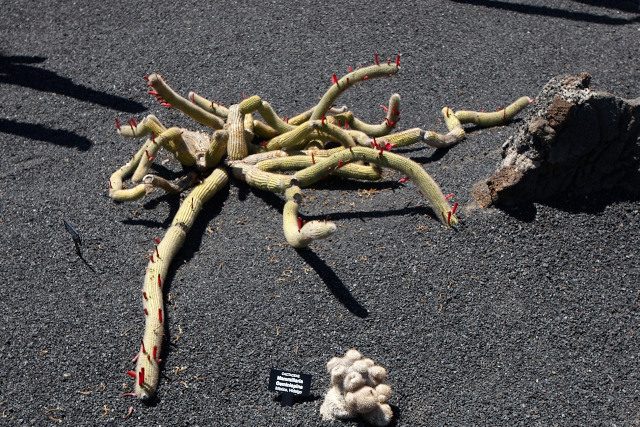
[320,349,393,426]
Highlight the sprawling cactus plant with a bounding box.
[110,55,530,400]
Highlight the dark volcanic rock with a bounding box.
[473,73,640,207]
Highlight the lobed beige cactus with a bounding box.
[320,349,393,426]
[109,56,530,400]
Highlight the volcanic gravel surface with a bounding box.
[1,1,639,425]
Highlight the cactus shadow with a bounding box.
[296,248,369,319]
[272,393,321,405]
[0,118,93,151]
[120,193,182,228]
[402,146,451,165]
[0,53,147,113]
[448,0,640,25]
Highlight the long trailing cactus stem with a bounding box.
[109,137,155,201]
[293,146,458,226]
[335,93,402,136]
[310,57,400,121]
[283,185,337,248]
[132,167,229,401]
[256,152,382,181]
[455,96,533,127]
[147,73,226,130]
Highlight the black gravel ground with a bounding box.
[1,1,639,425]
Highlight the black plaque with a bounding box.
[268,368,312,406]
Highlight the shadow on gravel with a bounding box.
[0,53,146,149]
[272,393,321,405]
[306,205,441,225]
[0,118,93,151]
[450,0,640,25]
[0,54,146,113]
[296,249,369,318]
[497,191,640,222]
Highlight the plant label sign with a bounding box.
[268,368,312,406]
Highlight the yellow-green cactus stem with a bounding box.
[315,121,358,148]
[143,172,198,194]
[188,91,230,119]
[147,74,225,130]
[134,167,228,401]
[232,95,295,134]
[226,105,247,160]
[157,127,198,167]
[227,160,293,193]
[264,121,318,151]
[283,186,337,248]
[455,96,532,127]
[242,150,290,165]
[251,120,280,139]
[335,93,401,136]
[293,146,457,226]
[132,139,161,183]
[116,114,168,139]
[109,138,157,201]
[422,127,466,149]
[310,59,400,121]
[243,112,255,146]
[257,154,382,181]
[205,130,229,168]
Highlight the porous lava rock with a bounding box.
[472,73,640,207]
